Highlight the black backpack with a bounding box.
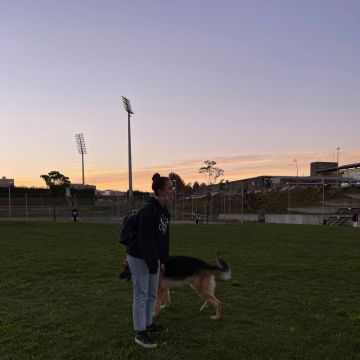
[118,213,139,246]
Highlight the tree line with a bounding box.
[36,160,225,196]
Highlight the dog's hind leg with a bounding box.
[206,297,222,320]
[193,275,223,320]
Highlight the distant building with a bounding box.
[208,161,360,194]
[310,162,338,177]
[97,190,126,197]
[314,162,360,178]
[215,175,341,194]
[70,183,96,190]
[0,176,14,187]
[342,167,360,180]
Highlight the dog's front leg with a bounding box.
[153,297,162,317]
[200,301,209,312]
[153,274,166,317]
[161,289,170,308]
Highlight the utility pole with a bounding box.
[290,159,299,186]
[322,178,325,212]
[336,146,340,187]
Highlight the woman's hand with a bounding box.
[160,263,165,272]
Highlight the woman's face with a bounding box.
[159,180,174,199]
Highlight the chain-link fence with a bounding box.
[2,187,360,224]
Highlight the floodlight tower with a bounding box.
[122,96,134,209]
[75,133,87,185]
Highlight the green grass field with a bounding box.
[0,221,360,360]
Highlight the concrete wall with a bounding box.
[266,214,324,225]
[287,207,337,214]
[219,213,324,225]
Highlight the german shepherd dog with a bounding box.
[119,255,231,320]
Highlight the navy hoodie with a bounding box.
[126,197,170,273]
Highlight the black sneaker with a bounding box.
[134,331,157,349]
[146,323,168,333]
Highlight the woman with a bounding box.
[126,173,173,349]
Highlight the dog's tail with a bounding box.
[214,253,231,280]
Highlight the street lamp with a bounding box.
[336,146,340,187]
[172,179,177,222]
[75,133,87,185]
[289,159,299,185]
[122,96,134,210]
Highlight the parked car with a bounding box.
[340,182,350,188]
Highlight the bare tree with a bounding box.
[198,160,224,221]
[199,160,224,186]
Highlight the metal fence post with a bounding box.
[25,193,29,219]
[8,185,11,219]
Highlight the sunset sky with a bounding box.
[1,1,359,191]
